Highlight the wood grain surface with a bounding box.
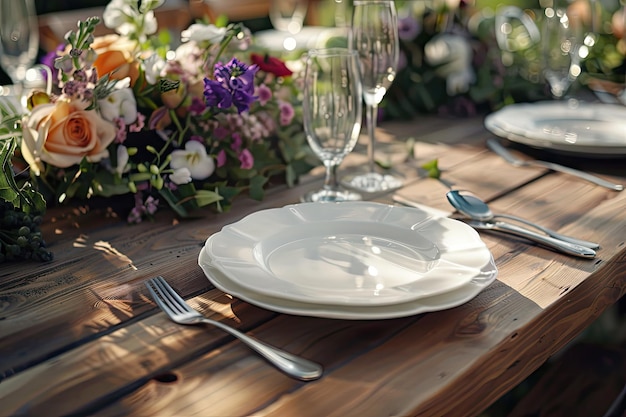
[1,116,625,417]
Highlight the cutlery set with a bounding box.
[446,190,599,258]
[145,138,616,380]
[145,276,323,381]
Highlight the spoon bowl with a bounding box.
[446,190,600,249]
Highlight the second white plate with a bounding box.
[198,246,498,320]
[484,101,626,156]
[204,202,494,307]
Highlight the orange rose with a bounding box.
[91,35,140,85]
[612,8,625,40]
[21,99,117,173]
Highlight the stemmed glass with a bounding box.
[269,0,308,35]
[541,7,583,99]
[301,48,363,203]
[343,0,401,193]
[0,0,39,105]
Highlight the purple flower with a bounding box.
[203,58,259,114]
[203,79,232,109]
[398,16,420,41]
[189,96,207,115]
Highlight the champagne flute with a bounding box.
[0,0,39,104]
[343,0,401,193]
[301,48,363,203]
[541,7,583,99]
[269,0,308,35]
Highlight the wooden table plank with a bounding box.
[1,115,625,417]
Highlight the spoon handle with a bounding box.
[469,220,596,258]
[493,213,600,249]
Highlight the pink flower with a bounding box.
[216,149,227,167]
[239,148,254,169]
[279,101,295,126]
[256,84,272,105]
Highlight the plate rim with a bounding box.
[197,246,498,320]
[204,201,492,307]
[484,101,626,156]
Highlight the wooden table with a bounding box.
[1,115,625,417]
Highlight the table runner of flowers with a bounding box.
[1,0,625,263]
[0,0,317,262]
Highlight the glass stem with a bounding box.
[366,102,378,174]
[323,163,339,191]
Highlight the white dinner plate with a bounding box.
[203,202,494,307]
[198,246,498,320]
[254,26,347,52]
[484,101,626,156]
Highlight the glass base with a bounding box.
[342,172,403,193]
[301,188,362,203]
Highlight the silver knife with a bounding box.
[486,138,623,191]
[468,219,597,258]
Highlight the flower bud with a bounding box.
[26,91,51,111]
[151,175,164,190]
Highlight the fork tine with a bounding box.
[148,277,185,316]
[152,276,196,314]
[145,279,175,316]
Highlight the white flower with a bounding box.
[139,0,165,14]
[424,34,475,95]
[169,167,192,185]
[169,141,215,180]
[103,0,135,36]
[116,145,129,176]
[98,85,138,124]
[181,23,227,43]
[141,11,158,36]
[143,54,166,85]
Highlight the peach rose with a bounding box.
[21,99,117,174]
[91,35,140,85]
[612,8,625,40]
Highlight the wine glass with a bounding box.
[301,48,363,203]
[541,7,583,99]
[343,0,401,193]
[0,0,39,104]
[269,0,308,35]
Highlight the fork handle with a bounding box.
[528,160,624,191]
[200,318,323,381]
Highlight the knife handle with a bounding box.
[479,221,597,258]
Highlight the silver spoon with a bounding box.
[446,190,600,249]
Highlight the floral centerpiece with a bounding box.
[0,0,317,262]
[386,0,626,119]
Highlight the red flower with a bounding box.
[250,53,293,77]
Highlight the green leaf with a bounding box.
[248,175,268,201]
[194,189,223,207]
[420,158,441,179]
[0,138,46,213]
[158,187,189,217]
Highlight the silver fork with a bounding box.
[487,138,624,191]
[145,276,323,381]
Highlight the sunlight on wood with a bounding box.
[93,240,138,270]
[73,234,88,248]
